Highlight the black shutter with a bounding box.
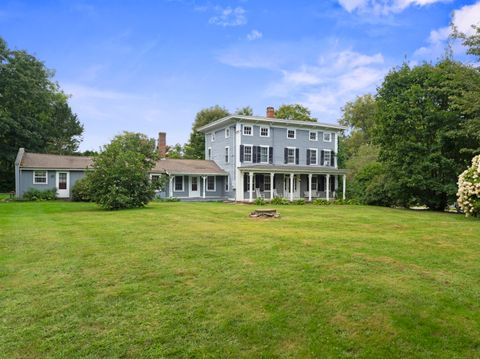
[295,148,299,165]
[240,145,244,162]
[252,146,257,163]
[269,147,273,164]
[284,148,288,164]
[331,151,335,167]
[331,175,335,191]
[306,149,311,165]
[256,146,261,163]
[320,175,325,191]
[320,150,325,166]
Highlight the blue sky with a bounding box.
[1,0,479,150]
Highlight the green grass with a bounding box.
[1,201,480,358]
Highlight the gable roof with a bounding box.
[197,115,347,133]
[19,152,94,170]
[152,159,226,175]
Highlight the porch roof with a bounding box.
[151,159,227,176]
[238,164,348,175]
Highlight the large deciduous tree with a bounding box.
[88,132,158,210]
[0,37,83,191]
[275,104,316,122]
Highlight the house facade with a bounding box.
[15,106,347,201]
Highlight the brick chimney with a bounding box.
[266,106,275,118]
[157,132,166,158]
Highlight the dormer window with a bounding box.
[260,127,270,137]
[287,129,296,139]
[243,125,253,136]
[323,132,332,142]
[309,131,317,141]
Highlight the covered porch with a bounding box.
[238,166,348,202]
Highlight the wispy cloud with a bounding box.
[209,6,247,27]
[338,0,450,15]
[246,29,262,41]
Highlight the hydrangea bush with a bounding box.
[457,155,480,217]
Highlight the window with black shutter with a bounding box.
[269,147,273,163]
[240,145,244,162]
[306,149,311,165]
[331,151,335,167]
[252,146,258,163]
[284,148,288,164]
[320,150,325,166]
[295,148,299,164]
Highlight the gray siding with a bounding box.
[161,175,227,199]
[18,169,86,198]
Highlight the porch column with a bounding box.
[202,176,207,199]
[249,172,254,202]
[289,173,294,201]
[169,175,174,197]
[270,173,275,200]
[326,174,330,201]
[342,174,346,200]
[308,174,312,202]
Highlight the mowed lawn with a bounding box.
[1,201,480,358]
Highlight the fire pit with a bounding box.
[249,208,280,218]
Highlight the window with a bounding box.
[243,125,252,136]
[260,146,269,163]
[309,131,317,141]
[287,148,296,164]
[244,145,253,162]
[309,149,318,165]
[225,176,229,192]
[174,176,184,191]
[323,132,332,142]
[287,129,296,139]
[211,132,215,142]
[225,127,230,138]
[264,175,271,191]
[225,146,229,163]
[312,176,318,190]
[260,127,270,137]
[208,147,212,160]
[33,170,47,184]
[207,176,215,191]
[324,150,331,166]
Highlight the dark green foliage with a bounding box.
[155,197,180,202]
[71,177,92,202]
[275,104,316,122]
[293,199,305,205]
[313,199,331,205]
[184,105,230,159]
[0,37,83,191]
[88,132,158,210]
[349,162,390,206]
[254,197,266,205]
[234,106,253,116]
[23,188,57,201]
[271,197,290,205]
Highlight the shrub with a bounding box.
[156,197,180,202]
[255,197,266,205]
[313,198,331,205]
[23,188,57,201]
[457,155,480,217]
[71,177,92,202]
[293,199,305,205]
[334,198,360,205]
[271,197,290,205]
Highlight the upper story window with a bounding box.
[260,146,269,163]
[207,176,216,191]
[211,132,215,142]
[225,127,230,138]
[208,147,212,160]
[287,148,296,164]
[323,150,331,166]
[225,146,229,163]
[33,170,47,184]
[308,149,318,165]
[260,127,270,137]
[309,131,317,141]
[323,132,332,142]
[287,129,296,139]
[174,176,184,191]
[243,125,253,136]
[244,145,253,162]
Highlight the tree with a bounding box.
[234,106,253,116]
[88,132,158,210]
[374,60,480,210]
[275,104,316,122]
[0,37,83,191]
[184,105,230,159]
[452,24,480,62]
[166,143,185,159]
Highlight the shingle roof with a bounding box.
[20,152,94,169]
[239,164,348,174]
[152,159,227,175]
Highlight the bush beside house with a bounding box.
[457,155,480,217]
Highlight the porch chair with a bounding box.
[255,188,264,199]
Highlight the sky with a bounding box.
[1,0,479,151]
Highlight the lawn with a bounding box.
[1,201,479,358]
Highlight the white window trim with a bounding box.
[287,128,296,139]
[174,176,184,192]
[260,145,269,164]
[225,127,230,138]
[323,149,332,166]
[323,132,332,142]
[259,126,270,137]
[242,125,253,136]
[206,176,216,192]
[33,170,48,185]
[309,148,318,165]
[243,144,253,163]
[287,146,296,164]
[311,176,318,191]
[225,146,230,163]
[309,131,318,141]
[225,176,229,192]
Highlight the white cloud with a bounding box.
[338,0,449,15]
[246,29,262,41]
[209,6,247,27]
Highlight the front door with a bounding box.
[189,176,200,197]
[56,172,70,198]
